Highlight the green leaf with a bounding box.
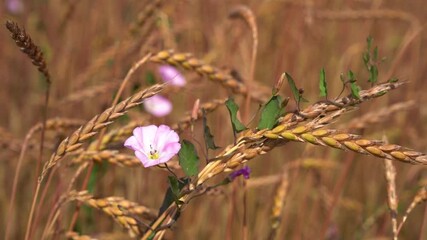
[350,81,361,99]
[145,71,156,85]
[363,52,370,68]
[285,72,308,103]
[158,178,189,215]
[225,98,247,133]
[388,77,399,83]
[168,176,180,198]
[347,70,360,99]
[178,140,200,177]
[258,95,284,130]
[367,36,373,51]
[203,110,220,150]
[373,46,379,61]
[369,65,378,85]
[319,68,327,97]
[347,70,355,82]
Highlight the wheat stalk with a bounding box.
[384,158,398,240]
[268,165,290,240]
[397,186,427,235]
[40,84,164,182]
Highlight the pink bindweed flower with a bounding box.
[143,95,172,117]
[6,0,24,14]
[158,65,186,87]
[229,166,251,180]
[124,125,181,168]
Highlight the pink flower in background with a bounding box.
[229,166,251,180]
[158,65,186,87]
[6,0,24,14]
[124,125,181,168]
[143,95,172,117]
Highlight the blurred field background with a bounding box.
[1,0,427,239]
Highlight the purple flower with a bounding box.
[143,95,172,117]
[6,0,24,14]
[229,166,251,180]
[124,125,181,168]
[158,65,186,87]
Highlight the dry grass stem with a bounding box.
[397,186,427,234]
[268,166,289,240]
[383,158,398,240]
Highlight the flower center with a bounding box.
[148,145,160,160]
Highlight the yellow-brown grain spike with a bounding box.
[279,81,405,127]
[65,231,97,240]
[150,50,270,102]
[263,128,427,165]
[69,191,157,237]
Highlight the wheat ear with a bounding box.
[70,150,181,170]
[68,190,156,237]
[261,126,427,164]
[150,50,270,102]
[65,231,97,240]
[5,20,50,81]
[40,84,164,182]
[279,81,404,128]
